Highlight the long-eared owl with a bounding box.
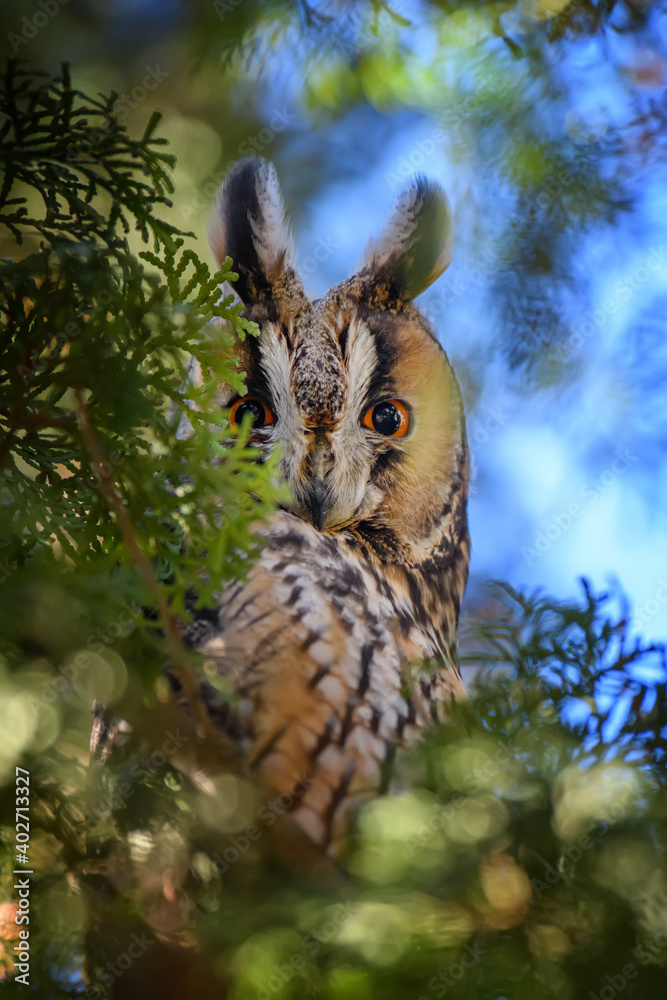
[184,157,470,856]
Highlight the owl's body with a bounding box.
[182,158,470,854]
[189,509,467,851]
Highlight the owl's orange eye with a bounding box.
[362,399,410,438]
[229,395,275,429]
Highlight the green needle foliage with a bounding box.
[0,62,665,1000]
[0,61,281,614]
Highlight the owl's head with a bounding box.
[209,157,468,570]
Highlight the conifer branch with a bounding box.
[74,387,224,748]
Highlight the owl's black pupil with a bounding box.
[235,399,265,426]
[372,402,401,436]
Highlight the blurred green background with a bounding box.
[1,2,667,998]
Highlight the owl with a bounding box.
[181,157,470,856]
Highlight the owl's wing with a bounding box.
[187,512,464,853]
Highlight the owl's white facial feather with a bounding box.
[248,314,382,530]
[256,320,309,486]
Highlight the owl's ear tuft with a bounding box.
[208,157,294,303]
[361,178,454,304]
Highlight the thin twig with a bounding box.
[74,387,222,746]
[0,410,75,430]
[0,410,78,473]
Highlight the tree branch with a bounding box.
[74,387,224,747]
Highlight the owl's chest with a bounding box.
[196,513,461,850]
[215,514,447,704]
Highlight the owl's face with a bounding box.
[209,158,468,567]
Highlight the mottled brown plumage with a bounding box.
[185,157,470,854]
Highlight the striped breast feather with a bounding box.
[191,512,463,854]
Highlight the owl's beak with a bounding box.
[306,477,332,531]
[304,430,335,530]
